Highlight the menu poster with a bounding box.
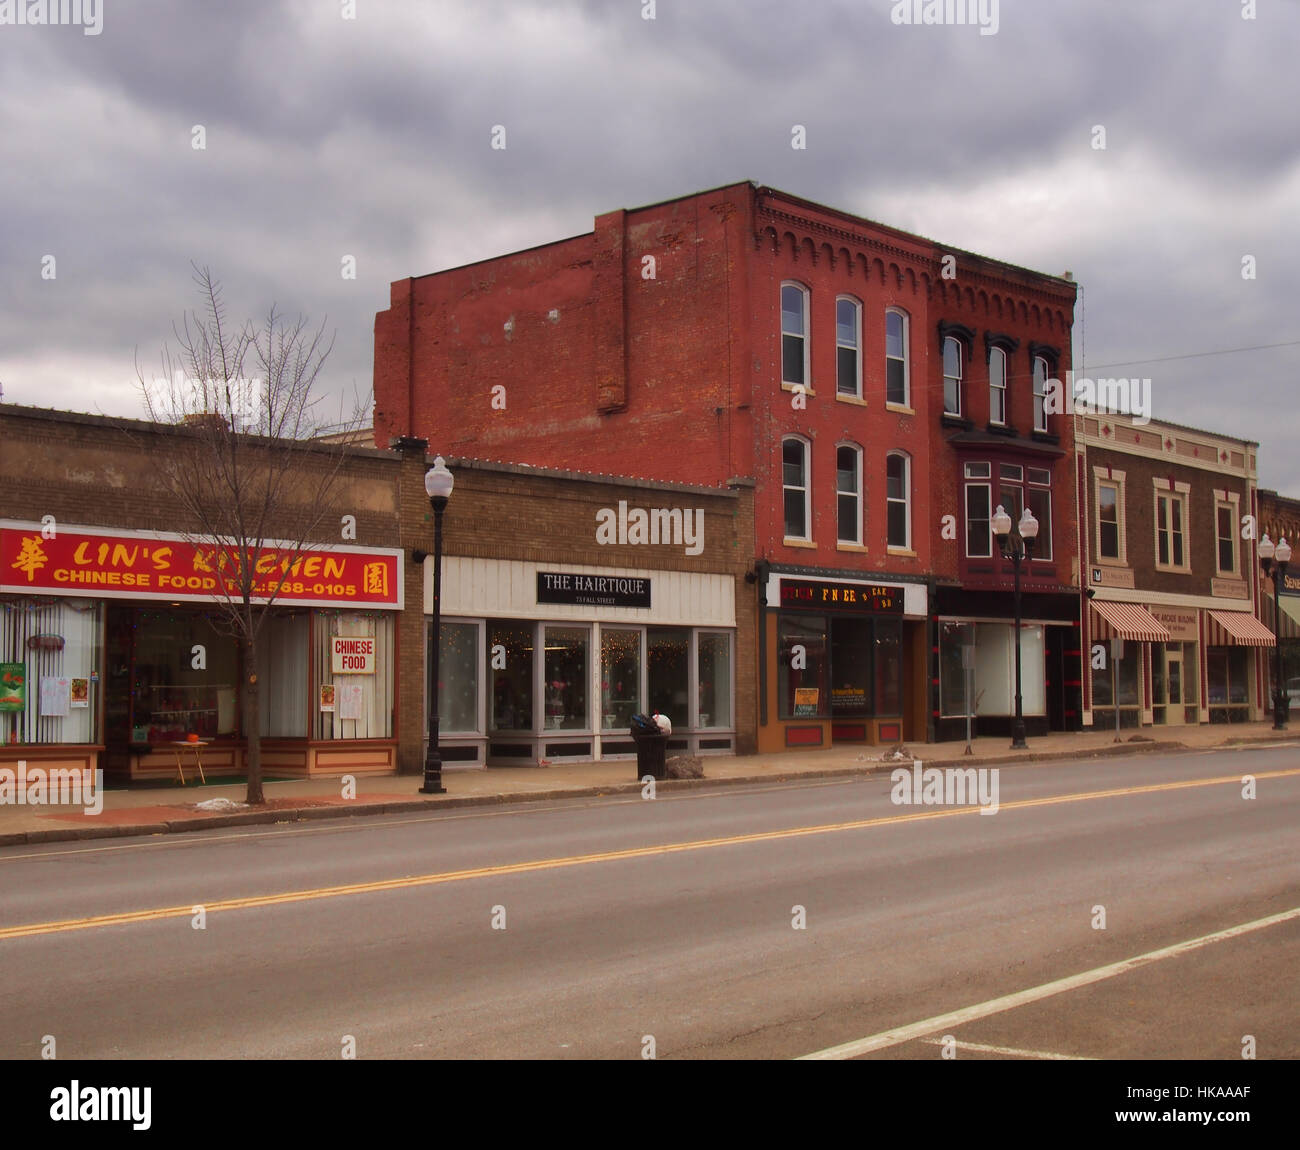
[338,682,363,721]
[0,663,25,712]
[319,683,336,713]
[70,678,90,708]
[40,677,71,718]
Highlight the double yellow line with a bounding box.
[3,767,1295,942]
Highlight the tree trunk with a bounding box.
[245,637,264,805]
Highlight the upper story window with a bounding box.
[1095,473,1126,563]
[1155,490,1188,570]
[989,347,1008,425]
[886,451,911,550]
[943,337,963,416]
[837,444,862,545]
[964,462,992,557]
[1032,356,1050,432]
[1216,493,1240,576]
[1026,467,1053,561]
[836,297,861,399]
[885,309,909,407]
[781,283,808,389]
[783,436,810,541]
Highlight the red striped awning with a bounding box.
[1206,609,1275,647]
[1090,601,1171,642]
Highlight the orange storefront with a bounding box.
[0,521,404,782]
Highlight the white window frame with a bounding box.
[886,451,911,552]
[836,296,862,400]
[836,442,863,547]
[989,346,1007,426]
[1154,479,1192,573]
[943,336,963,416]
[782,435,812,543]
[781,282,810,392]
[1214,489,1241,577]
[1032,355,1049,432]
[1093,468,1127,566]
[885,308,910,409]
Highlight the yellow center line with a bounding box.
[2,767,1295,942]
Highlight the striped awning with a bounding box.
[1206,609,1276,647]
[1090,601,1171,642]
[1264,593,1300,641]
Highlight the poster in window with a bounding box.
[338,681,363,721]
[70,678,90,708]
[40,677,71,717]
[793,687,819,716]
[0,664,24,712]
[319,683,336,713]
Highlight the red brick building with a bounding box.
[375,182,1079,749]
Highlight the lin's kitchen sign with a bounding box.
[537,572,651,609]
[779,578,903,613]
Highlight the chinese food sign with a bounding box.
[0,524,403,609]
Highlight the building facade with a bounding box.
[373,181,1079,748]
[1076,412,1272,729]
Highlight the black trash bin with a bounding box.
[630,714,669,780]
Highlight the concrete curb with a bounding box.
[0,732,1290,848]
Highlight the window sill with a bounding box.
[885,403,915,416]
[835,393,867,406]
[781,382,814,396]
[1094,556,1128,568]
[836,542,869,553]
[1154,564,1193,575]
[887,546,917,557]
[783,538,818,550]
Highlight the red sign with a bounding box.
[0,523,402,609]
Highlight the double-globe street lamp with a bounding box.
[1258,533,1292,732]
[993,503,1039,751]
[419,456,454,794]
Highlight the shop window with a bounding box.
[781,283,809,388]
[314,611,395,740]
[873,618,902,717]
[778,615,828,719]
[974,622,1045,716]
[829,616,872,718]
[836,297,861,398]
[837,444,862,544]
[601,627,642,731]
[943,336,963,416]
[1092,644,1139,720]
[436,620,480,733]
[939,621,976,717]
[783,437,811,541]
[489,621,534,732]
[647,627,690,730]
[1207,647,1250,710]
[0,596,103,745]
[257,611,309,737]
[544,625,589,731]
[697,632,732,729]
[885,309,909,406]
[133,608,239,744]
[886,452,911,550]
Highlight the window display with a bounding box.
[0,596,102,745]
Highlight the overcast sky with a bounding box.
[2,0,1297,489]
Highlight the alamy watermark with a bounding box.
[890,0,998,36]
[595,500,704,556]
[143,371,266,431]
[0,762,103,815]
[0,0,103,36]
[1044,372,1152,426]
[891,761,1000,815]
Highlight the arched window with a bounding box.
[886,452,911,550]
[885,309,909,406]
[943,336,963,416]
[836,297,861,398]
[781,283,809,388]
[989,346,1007,425]
[837,443,862,544]
[782,436,811,540]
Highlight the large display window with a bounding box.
[436,620,481,733]
[544,626,589,730]
[0,595,103,745]
[600,627,641,731]
[698,631,732,729]
[132,608,239,743]
[313,610,395,740]
[489,621,534,732]
[648,627,691,729]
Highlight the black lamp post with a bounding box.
[420,456,454,794]
[993,503,1038,750]
[1258,533,1291,732]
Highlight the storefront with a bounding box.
[431,557,737,764]
[761,570,928,750]
[0,521,404,781]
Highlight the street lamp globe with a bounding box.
[1277,537,1292,564]
[992,504,1012,538]
[1018,507,1039,540]
[1259,534,1275,561]
[425,455,454,501]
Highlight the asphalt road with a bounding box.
[1,746,1297,1060]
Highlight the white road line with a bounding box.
[920,1037,1096,1060]
[799,905,1300,1060]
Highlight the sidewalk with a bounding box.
[1,722,1293,847]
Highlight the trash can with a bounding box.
[630,713,669,780]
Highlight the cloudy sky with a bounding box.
[2,0,1298,488]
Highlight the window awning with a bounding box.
[1206,609,1275,647]
[1264,593,1300,641]
[1090,601,1171,642]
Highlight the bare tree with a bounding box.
[136,265,368,804]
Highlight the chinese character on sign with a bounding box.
[362,563,388,597]
[10,536,48,582]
